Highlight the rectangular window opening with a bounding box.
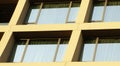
[80,30,120,62]
[8,31,71,62]
[90,0,120,22]
[24,1,81,24]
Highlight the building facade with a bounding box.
[0,0,120,66]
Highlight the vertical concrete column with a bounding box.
[0,31,13,62]
[63,30,81,62]
[9,0,29,26]
[76,0,93,24]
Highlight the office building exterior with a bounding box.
[0,0,120,66]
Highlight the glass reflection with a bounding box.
[91,6,104,21]
[12,39,68,62]
[68,7,79,22]
[95,43,120,61]
[91,1,120,22]
[82,43,95,61]
[38,8,68,24]
[82,38,120,62]
[104,6,120,22]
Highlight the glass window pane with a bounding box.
[68,2,80,23]
[82,43,95,61]
[12,38,69,62]
[23,44,57,62]
[91,0,120,22]
[38,3,69,24]
[38,8,68,24]
[56,44,67,62]
[27,9,39,23]
[91,1,104,22]
[25,5,40,23]
[12,40,26,62]
[104,6,120,22]
[23,39,58,62]
[13,45,25,62]
[56,38,68,61]
[95,43,120,61]
[104,0,120,22]
[68,7,79,22]
[91,6,104,21]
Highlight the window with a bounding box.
[24,1,80,24]
[91,0,120,22]
[0,3,17,25]
[10,38,69,62]
[81,37,120,62]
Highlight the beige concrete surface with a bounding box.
[1,0,120,66]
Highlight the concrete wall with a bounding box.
[1,0,120,66]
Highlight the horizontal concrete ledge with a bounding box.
[1,62,120,66]
[81,22,120,30]
[0,26,10,32]
[67,62,120,66]
[11,24,78,32]
[0,62,65,66]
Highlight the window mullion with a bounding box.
[53,38,61,62]
[92,37,99,61]
[20,39,30,62]
[65,1,72,23]
[102,0,108,22]
[35,2,43,24]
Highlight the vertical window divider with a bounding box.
[102,0,108,22]
[35,2,43,24]
[20,39,30,62]
[92,37,99,61]
[53,38,61,62]
[65,1,72,23]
